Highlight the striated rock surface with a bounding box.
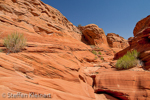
[107,33,129,49]
[0,0,82,40]
[1,0,150,100]
[79,24,108,46]
[0,0,98,100]
[0,52,97,100]
[0,0,120,100]
[94,70,150,100]
[93,15,150,100]
[133,15,150,36]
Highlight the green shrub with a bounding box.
[77,24,82,28]
[95,56,97,59]
[115,50,139,70]
[101,56,104,60]
[92,50,97,55]
[98,51,101,55]
[4,32,26,53]
[0,49,3,53]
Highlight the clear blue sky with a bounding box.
[41,0,150,39]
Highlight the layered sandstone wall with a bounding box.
[0,0,82,40]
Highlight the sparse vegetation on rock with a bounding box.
[95,56,98,59]
[115,50,139,69]
[77,24,82,28]
[4,32,26,53]
[92,50,97,55]
[101,56,104,60]
[0,49,3,53]
[98,51,101,55]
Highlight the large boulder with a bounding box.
[79,24,108,46]
[107,33,129,49]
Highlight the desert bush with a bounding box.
[4,32,26,53]
[92,50,97,55]
[0,49,3,53]
[76,24,83,34]
[101,56,104,60]
[98,51,101,55]
[77,24,82,28]
[95,56,97,59]
[115,50,139,70]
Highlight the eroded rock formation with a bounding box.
[94,70,150,100]
[114,15,150,70]
[79,24,108,46]
[0,0,97,100]
[93,15,150,100]
[107,33,129,49]
[0,0,82,40]
[1,0,150,100]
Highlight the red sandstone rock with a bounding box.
[0,0,82,41]
[0,52,96,100]
[133,15,150,36]
[93,44,115,56]
[128,37,134,45]
[114,15,150,70]
[94,70,150,100]
[107,33,129,49]
[108,15,150,99]
[2,0,150,100]
[79,24,108,46]
[0,0,98,100]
